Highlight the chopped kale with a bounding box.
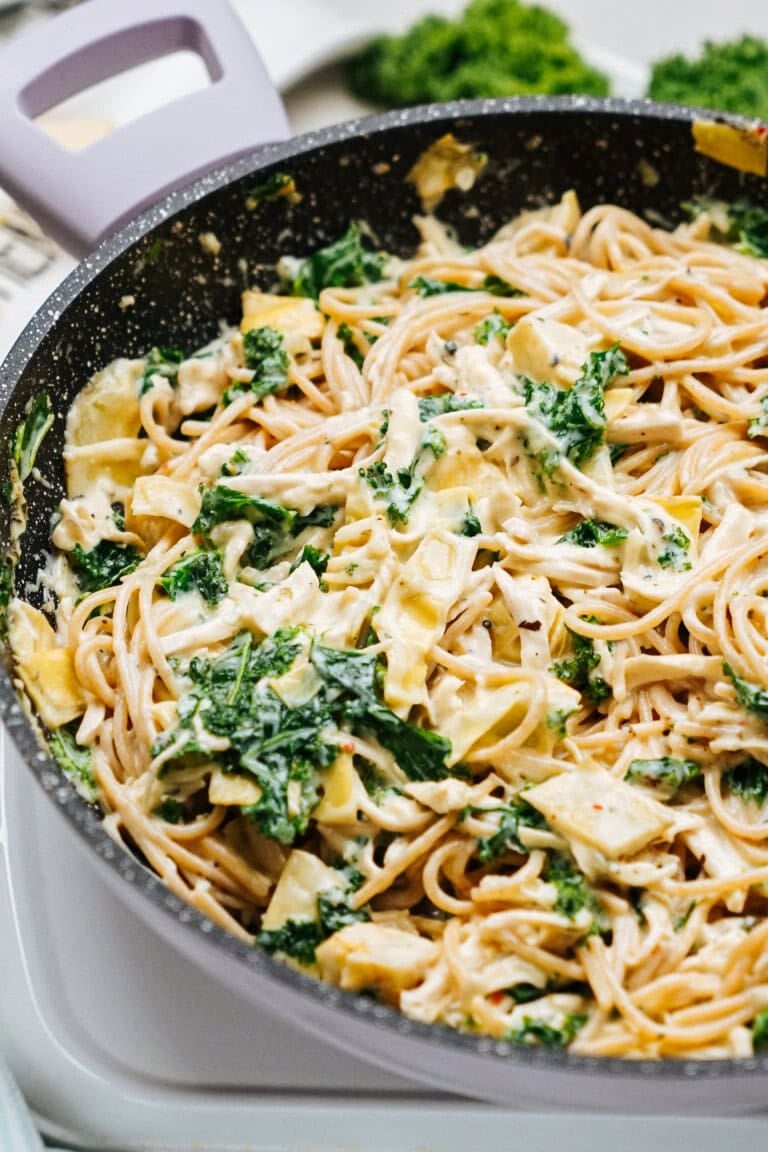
[409,275,474,296]
[460,509,483,537]
[609,442,630,465]
[475,311,512,344]
[345,0,608,107]
[409,274,521,298]
[657,525,692,571]
[724,757,768,807]
[193,485,295,541]
[523,344,628,476]
[49,725,97,802]
[421,424,446,459]
[290,544,329,579]
[752,1008,768,1052]
[173,629,327,843]
[163,629,453,843]
[467,799,549,862]
[258,877,370,965]
[359,427,447,526]
[69,539,142,592]
[359,461,420,527]
[625,757,702,798]
[550,627,611,706]
[650,33,768,129]
[225,326,289,403]
[160,549,228,606]
[195,489,337,574]
[418,393,484,421]
[256,919,323,966]
[558,518,628,548]
[289,222,387,299]
[546,854,603,927]
[337,322,366,369]
[748,396,768,440]
[246,171,296,205]
[12,392,53,481]
[243,326,289,381]
[724,662,768,724]
[140,347,184,395]
[505,1013,587,1049]
[673,900,697,933]
[293,504,339,533]
[154,796,186,824]
[310,643,453,781]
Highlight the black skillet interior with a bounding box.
[2,97,767,1084]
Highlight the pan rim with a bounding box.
[3,93,768,1087]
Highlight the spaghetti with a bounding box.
[12,190,768,1058]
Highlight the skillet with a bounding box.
[2,0,768,1113]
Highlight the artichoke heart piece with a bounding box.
[131,475,202,528]
[314,753,369,825]
[261,848,341,931]
[315,921,439,999]
[208,767,263,808]
[525,767,673,859]
[9,601,85,727]
[241,292,325,342]
[509,315,592,389]
[377,529,476,713]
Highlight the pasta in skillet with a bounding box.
[13,188,768,1059]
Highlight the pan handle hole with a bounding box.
[33,49,210,153]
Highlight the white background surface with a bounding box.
[5,1,768,1148]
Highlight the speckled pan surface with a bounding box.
[4,96,768,1109]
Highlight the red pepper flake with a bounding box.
[490,991,505,1004]
[341,741,355,753]
[593,804,603,811]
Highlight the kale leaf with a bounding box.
[418,393,484,421]
[748,396,768,440]
[724,662,768,724]
[475,311,512,345]
[546,854,603,926]
[193,485,296,541]
[467,799,549,862]
[289,544,329,579]
[550,627,611,706]
[49,725,97,802]
[12,392,53,481]
[154,796,186,824]
[724,757,768,807]
[657,525,692,571]
[258,878,370,965]
[359,428,446,526]
[409,274,521,297]
[523,344,628,473]
[505,1013,587,1049]
[226,326,289,403]
[256,919,323,966]
[337,322,365,369]
[289,222,387,299]
[625,757,702,798]
[752,1008,768,1052]
[310,643,453,781]
[69,539,142,592]
[194,488,337,574]
[160,549,228,606]
[558,518,628,548]
[460,509,483,537]
[140,347,184,395]
[246,171,296,205]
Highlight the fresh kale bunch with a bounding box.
[648,36,768,121]
[344,0,609,108]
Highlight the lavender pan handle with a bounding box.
[0,0,290,257]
